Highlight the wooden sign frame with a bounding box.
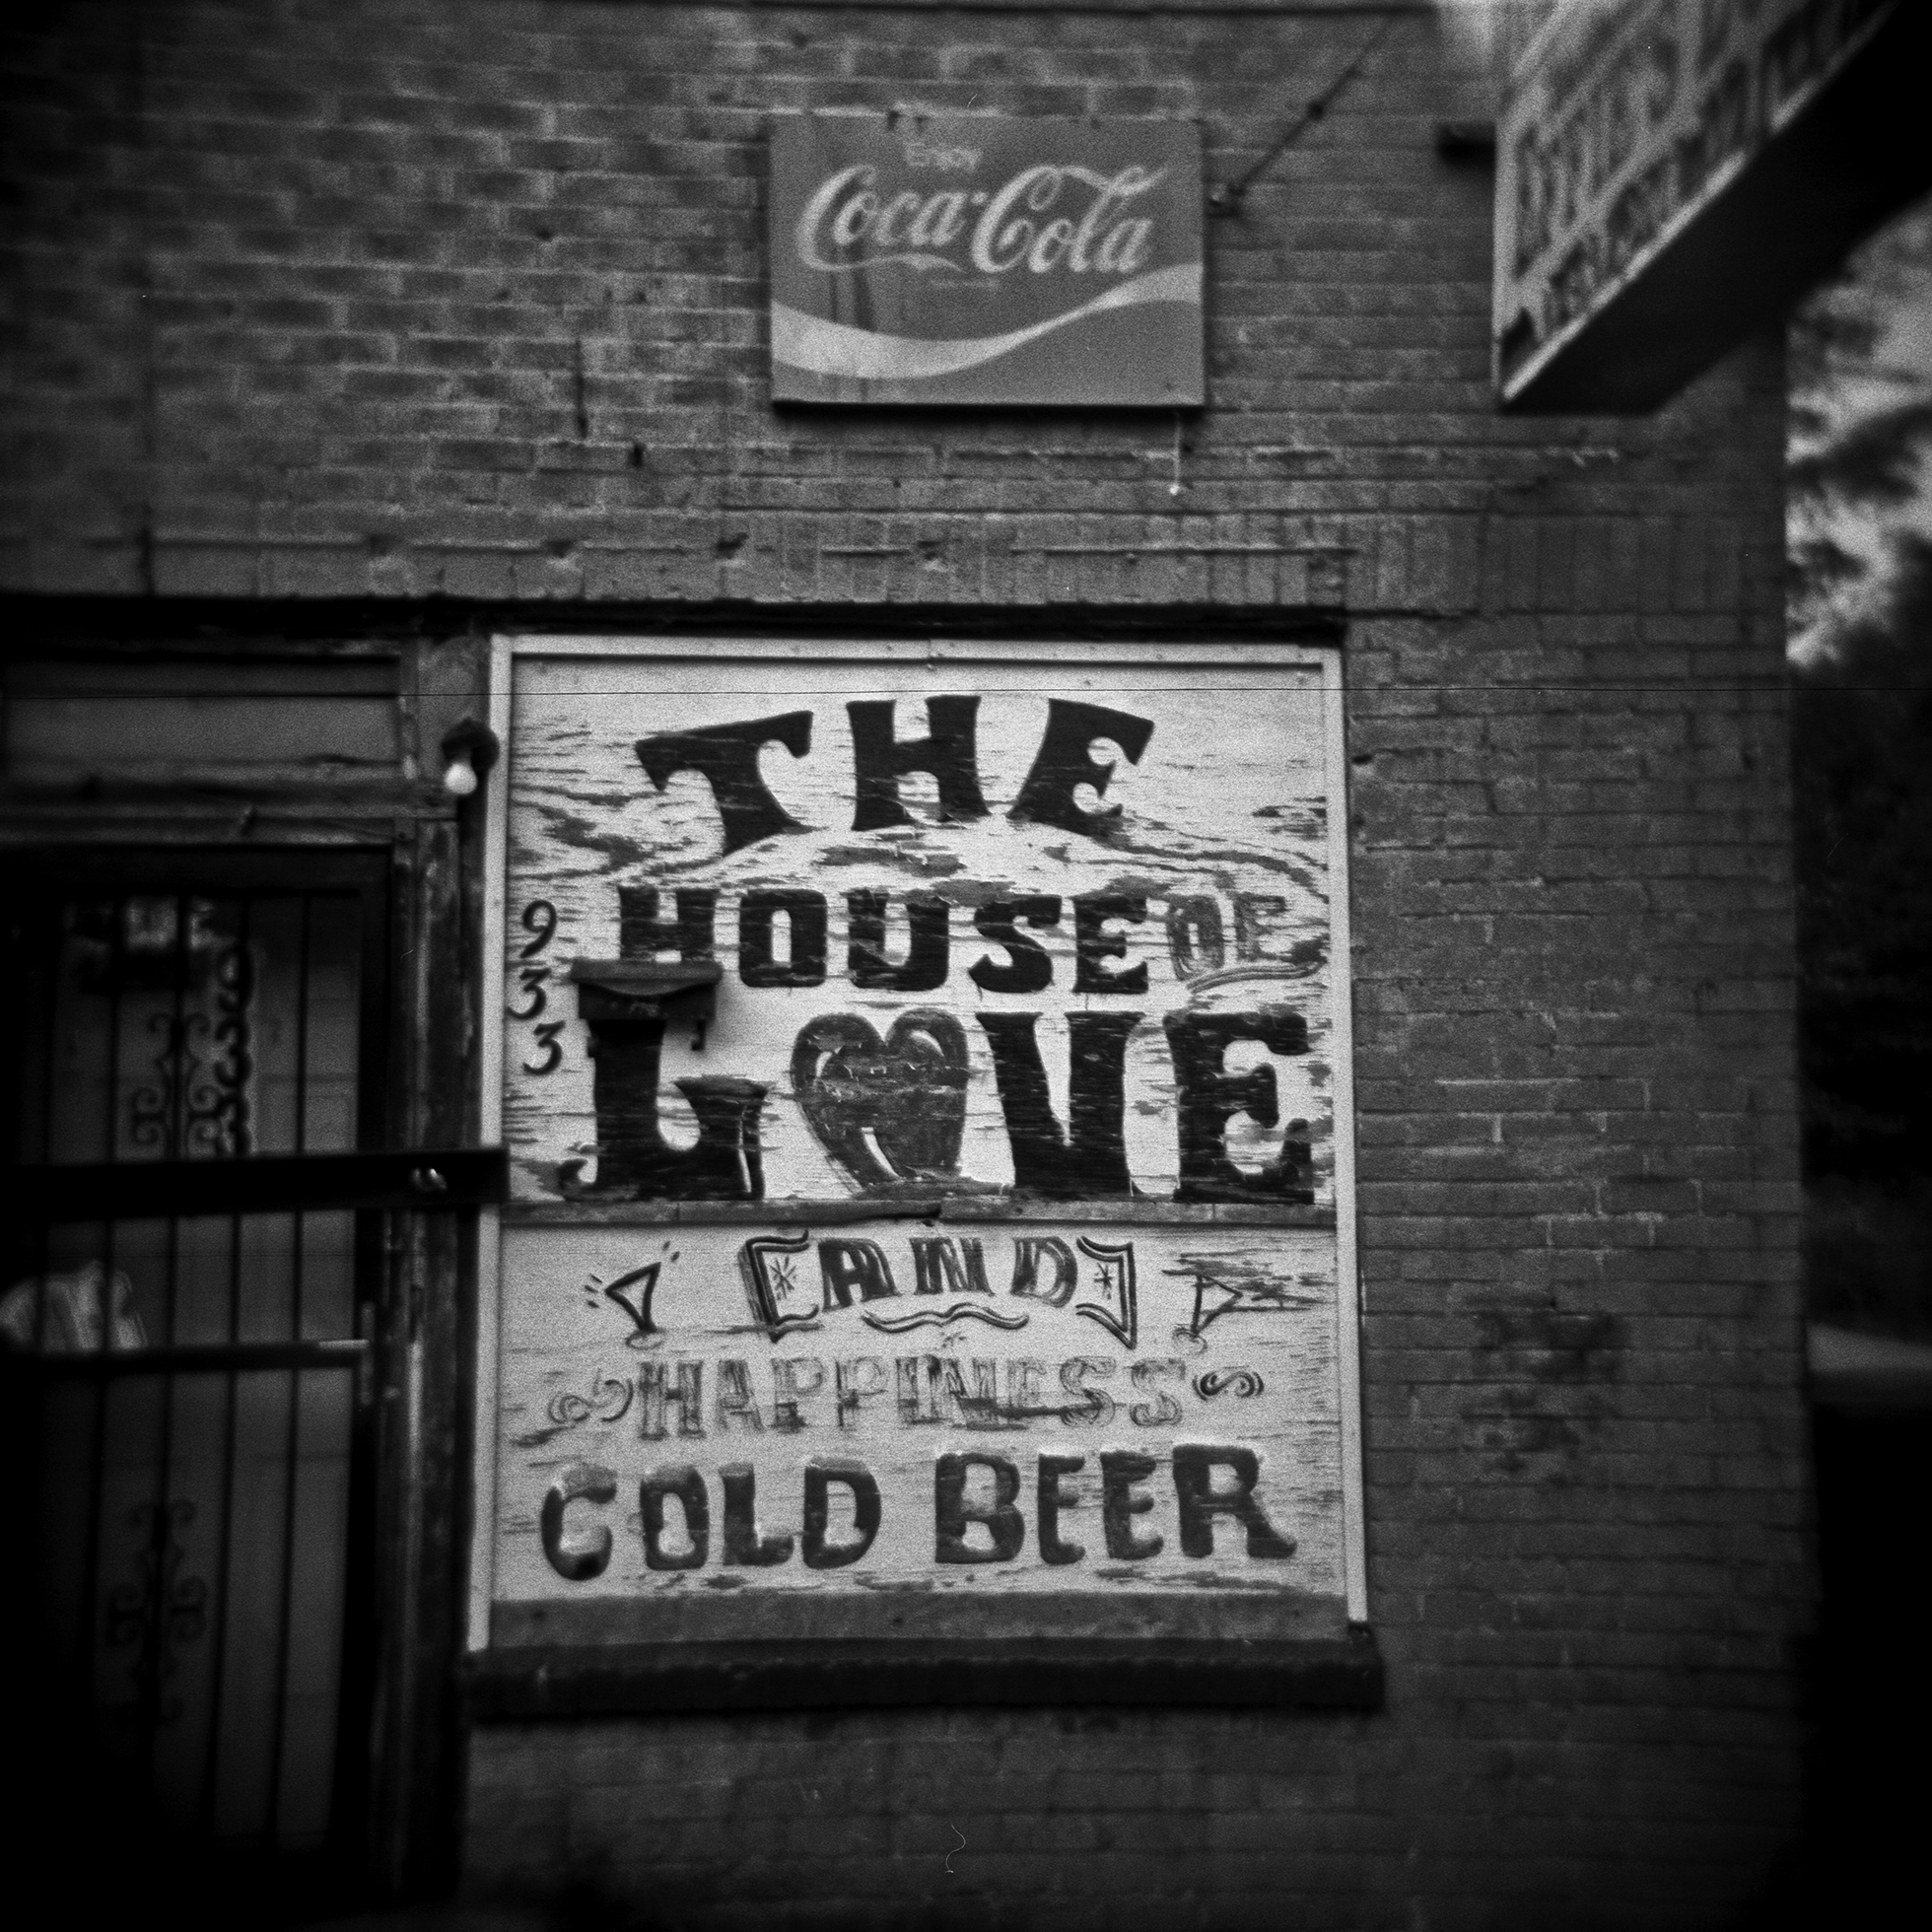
[466,633,1371,1706]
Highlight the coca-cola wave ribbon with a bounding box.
[772,261,1201,382]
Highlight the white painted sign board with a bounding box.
[1495,0,1929,411]
[474,638,1363,1648]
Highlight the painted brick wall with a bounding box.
[2,1,1807,1924]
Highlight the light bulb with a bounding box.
[443,750,479,797]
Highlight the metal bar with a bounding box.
[166,889,189,1165]
[295,894,314,1170]
[142,889,192,1782]
[141,888,196,1777]
[267,892,316,1844]
[5,1340,368,1380]
[32,901,61,1347]
[76,1370,109,1699]
[198,1343,240,1829]
[3,1146,508,1222]
[3,850,393,897]
[265,1360,298,1843]
[327,872,389,1858]
[76,899,126,1703]
[197,894,253,1829]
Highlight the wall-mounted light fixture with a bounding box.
[440,717,502,798]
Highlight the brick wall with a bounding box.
[2,1,1808,1923]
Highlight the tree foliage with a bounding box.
[1786,196,1932,1334]
[1792,537,1932,1334]
[1794,537,1932,1177]
[1787,198,1932,656]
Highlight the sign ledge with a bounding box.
[467,1629,1383,1716]
[501,1195,1339,1228]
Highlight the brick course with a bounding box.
[2,1,1807,1924]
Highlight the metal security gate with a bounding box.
[0,852,408,1900]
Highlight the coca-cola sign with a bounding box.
[770,114,1204,405]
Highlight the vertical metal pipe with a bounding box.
[264,891,314,1841]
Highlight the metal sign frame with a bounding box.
[769,113,1206,407]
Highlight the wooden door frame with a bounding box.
[0,626,496,1904]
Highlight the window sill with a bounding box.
[467,1595,1381,1715]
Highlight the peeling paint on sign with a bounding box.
[488,642,1361,1621]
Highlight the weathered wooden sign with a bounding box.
[1495,0,1931,412]
[478,639,1362,1646]
[769,113,1204,405]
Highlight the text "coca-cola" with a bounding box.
[796,162,1167,279]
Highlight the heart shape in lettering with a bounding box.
[792,1008,969,1191]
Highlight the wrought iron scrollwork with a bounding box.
[127,934,254,1159]
[105,1497,209,1732]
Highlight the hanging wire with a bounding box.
[1208,12,1404,216]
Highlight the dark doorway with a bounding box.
[1,850,390,1914]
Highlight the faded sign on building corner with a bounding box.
[1494,0,1931,412]
[475,637,1364,1652]
[768,113,1206,406]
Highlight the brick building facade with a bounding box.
[2,2,1809,1925]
